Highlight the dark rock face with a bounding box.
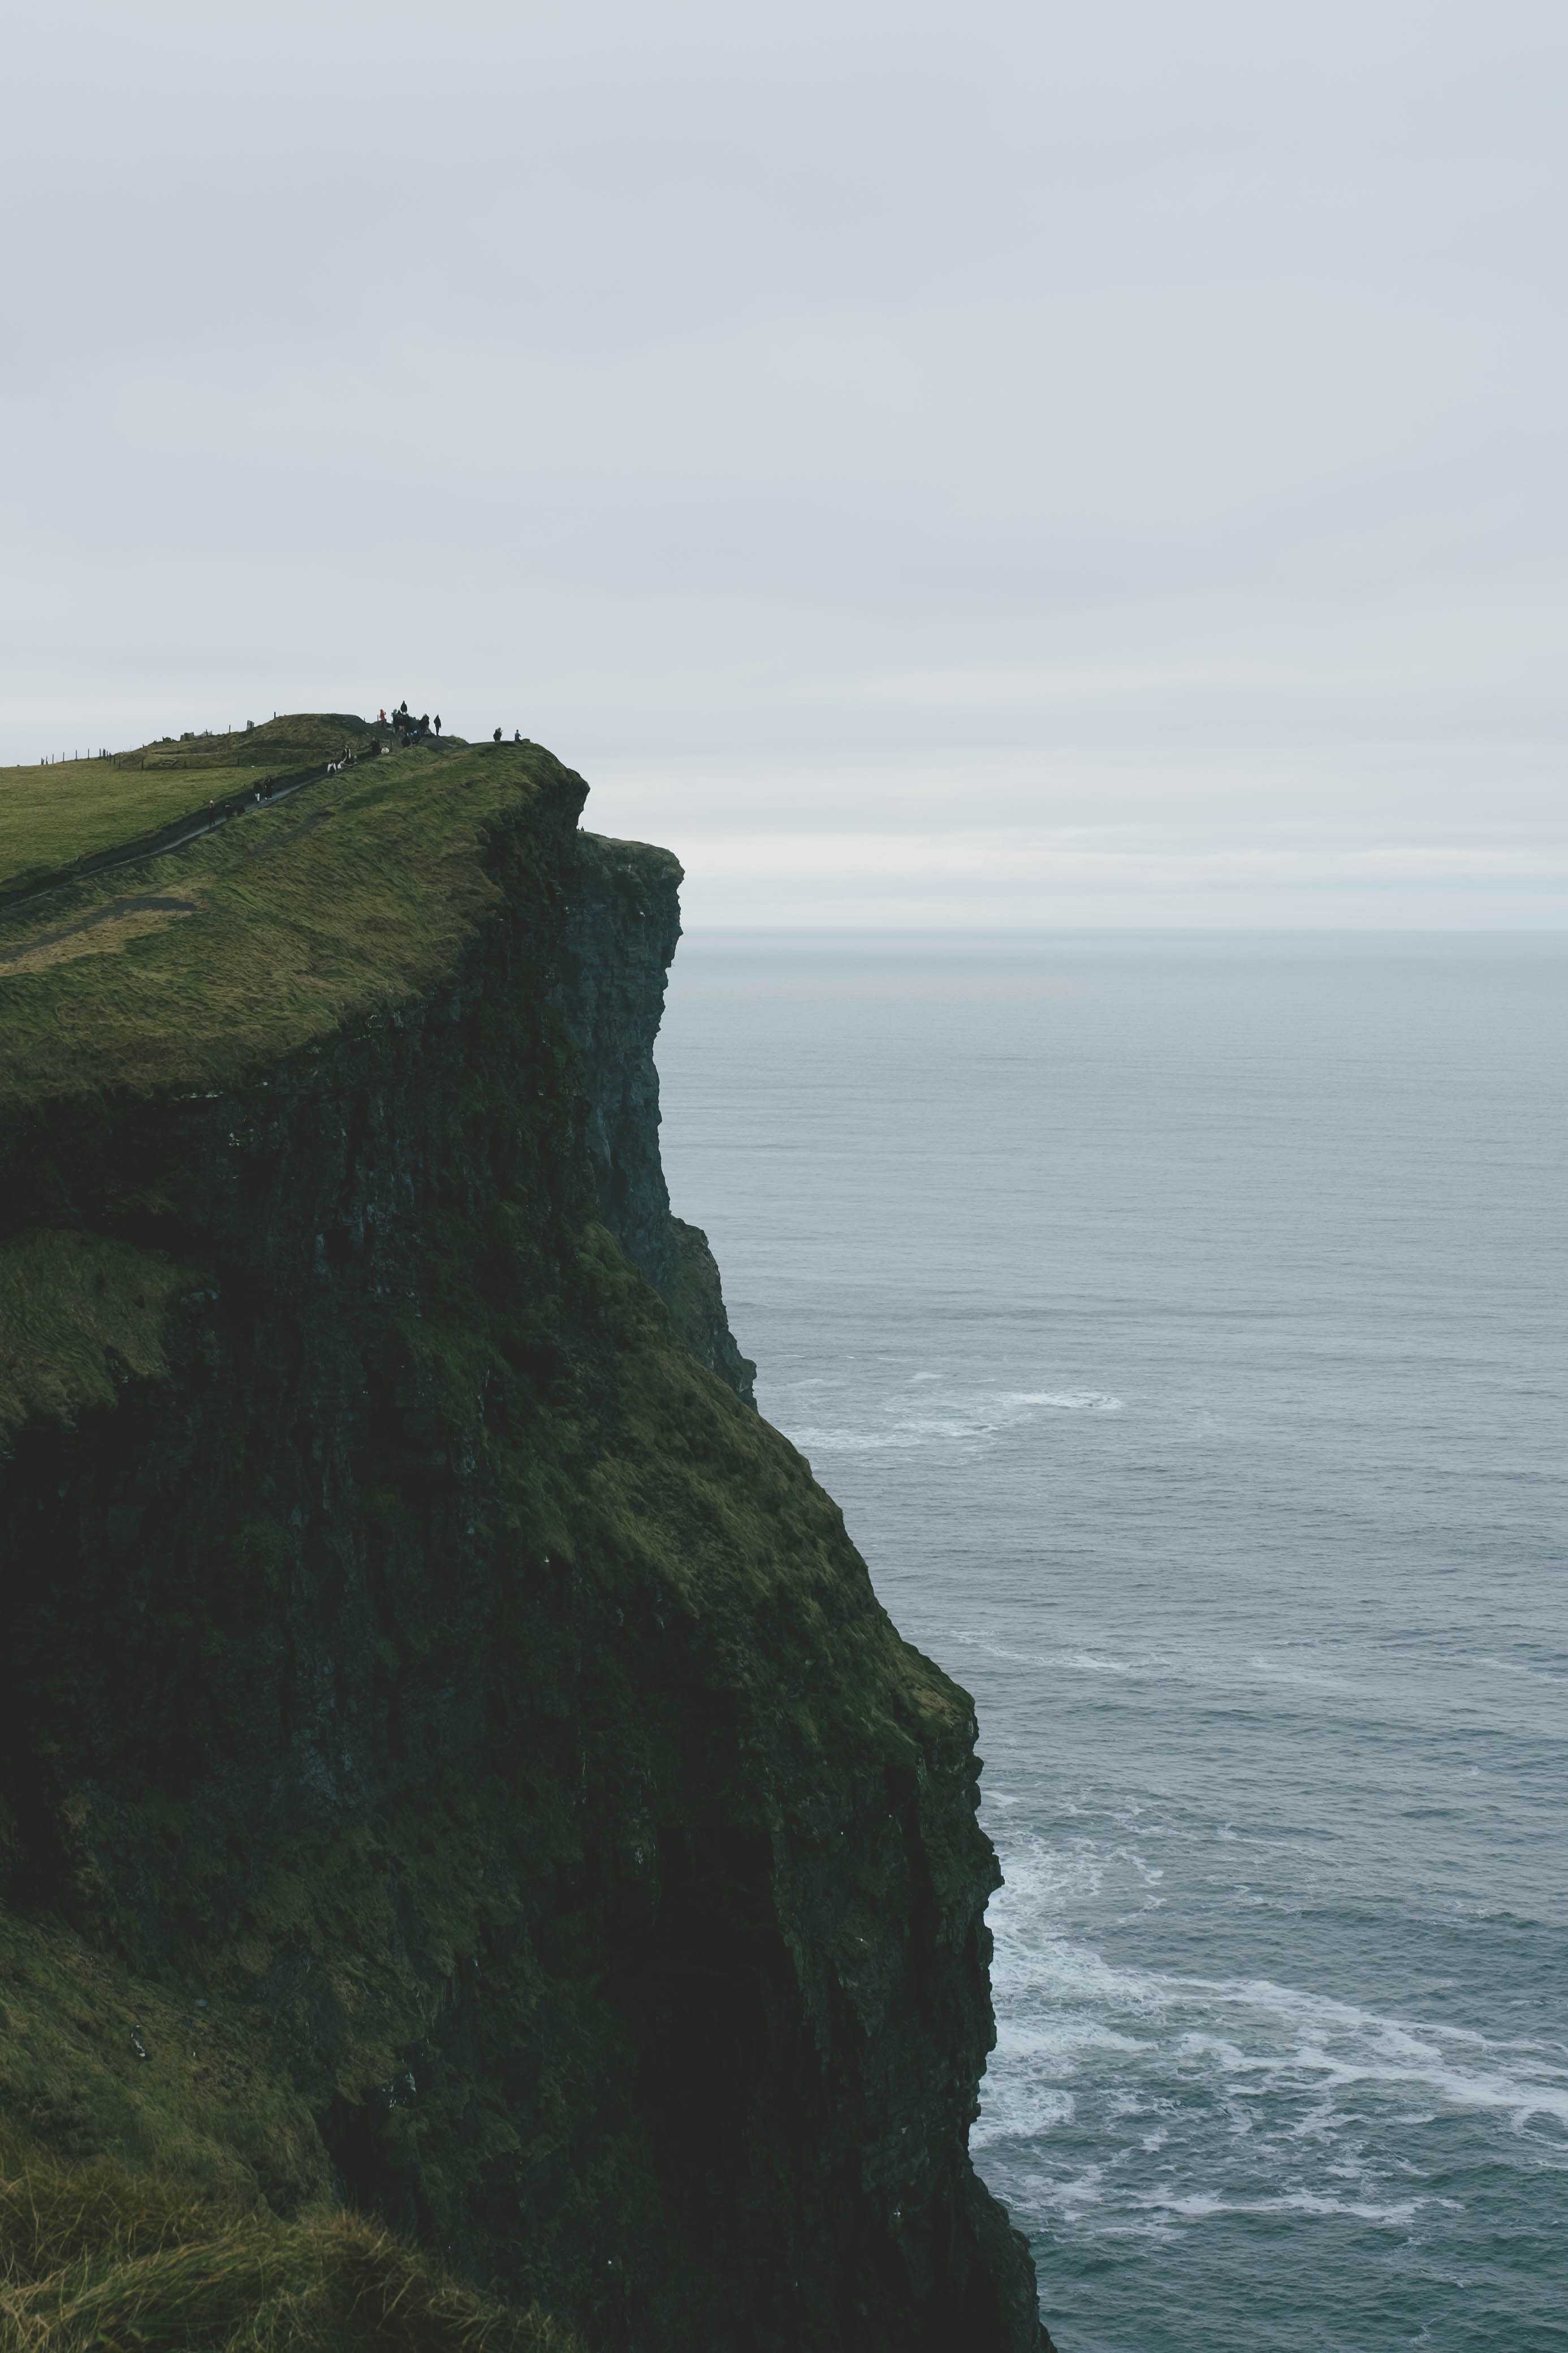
[559,831,757,1406]
[0,783,1047,2350]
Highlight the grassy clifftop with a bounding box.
[0,735,581,1107]
[0,717,386,889]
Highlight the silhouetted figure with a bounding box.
[513,729,521,742]
[493,727,502,743]
[434,715,442,736]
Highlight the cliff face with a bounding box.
[558,833,757,1407]
[0,755,1046,2351]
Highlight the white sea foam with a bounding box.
[1474,1654,1568,1686]
[1107,2091,1159,2120]
[952,1631,1144,1680]
[788,1419,976,1453]
[1027,2164,1110,2217]
[992,2015,1150,2069]
[782,1381,1124,1454]
[981,1830,1568,2157]
[1136,2188,1436,2227]
[1000,1389,1125,1411]
[789,1409,1008,1451]
[990,1941,1568,2137]
[985,2085,1075,2134]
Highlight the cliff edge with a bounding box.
[0,732,1047,2351]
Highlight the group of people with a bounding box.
[376,703,525,748]
[380,701,439,746]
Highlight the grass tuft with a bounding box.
[0,2149,577,2353]
[0,2151,221,2287]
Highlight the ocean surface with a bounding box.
[653,931,1567,2353]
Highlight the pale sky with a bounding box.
[5,0,1565,925]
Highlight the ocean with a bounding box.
[654,930,1567,2353]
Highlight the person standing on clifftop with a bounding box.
[434,714,442,736]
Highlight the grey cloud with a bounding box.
[2,0,1565,923]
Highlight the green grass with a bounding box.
[0,719,382,892]
[0,1912,583,2352]
[0,1906,330,2217]
[0,737,575,1109]
[0,1229,195,1445]
[0,2149,577,2353]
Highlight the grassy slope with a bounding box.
[0,739,561,1108]
[0,2141,577,2353]
[0,718,381,890]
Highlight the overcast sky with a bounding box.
[5,0,1565,924]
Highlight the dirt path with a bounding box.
[0,760,336,924]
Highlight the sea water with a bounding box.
[654,932,1567,2353]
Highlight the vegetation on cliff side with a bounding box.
[0,1230,196,1446]
[0,2136,577,2353]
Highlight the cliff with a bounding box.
[0,734,1047,2351]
